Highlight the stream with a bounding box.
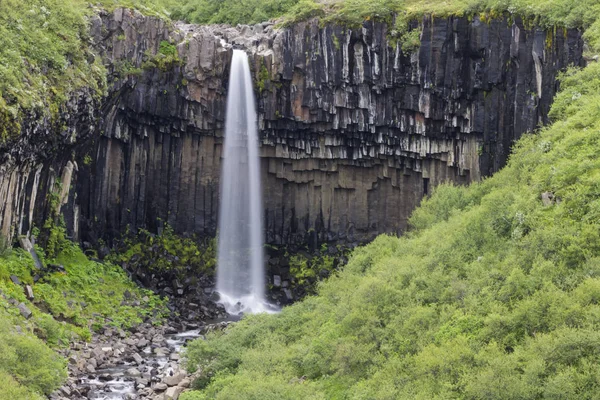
[52,317,235,400]
[80,329,202,399]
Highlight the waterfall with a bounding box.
[216,49,272,314]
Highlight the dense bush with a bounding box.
[0,317,67,395]
[0,370,44,400]
[108,225,216,280]
[182,61,600,398]
[170,0,299,25]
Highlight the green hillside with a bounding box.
[181,61,600,399]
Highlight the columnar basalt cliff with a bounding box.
[0,8,584,247]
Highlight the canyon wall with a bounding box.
[0,8,584,246]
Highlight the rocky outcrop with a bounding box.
[0,87,100,240]
[0,8,584,247]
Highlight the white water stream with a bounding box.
[216,49,275,314]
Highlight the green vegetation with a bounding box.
[0,0,178,142]
[142,40,182,71]
[286,246,344,295]
[170,0,298,26]
[0,315,66,397]
[167,0,600,46]
[0,223,167,396]
[109,225,216,280]
[182,61,600,398]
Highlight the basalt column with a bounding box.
[70,10,584,247]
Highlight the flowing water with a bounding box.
[81,330,201,399]
[216,49,274,314]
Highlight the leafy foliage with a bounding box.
[288,250,336,295]
[170,0,298,26]
[183,62,600,398]
[142,40,182,71]
[0,226,168,395]
[0,316,67,395]
[108,225,216,279]
[0,371,44,400]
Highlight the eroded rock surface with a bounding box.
[0,8,584,246]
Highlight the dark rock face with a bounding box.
[0,9,584,247]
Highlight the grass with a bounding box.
[181,60,600,399]
[0,233,168,396]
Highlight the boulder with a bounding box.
[17,303,32,319]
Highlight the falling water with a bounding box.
[216,49,272,314]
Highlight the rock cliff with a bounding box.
[0,8,584,246]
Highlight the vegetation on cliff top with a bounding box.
[171,0,600,39]
[2,0,599,143]
[181,59,600,398]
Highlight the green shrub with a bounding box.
[182,60,600,398]
[0,317,66,395]
[170,0,299,25]
[109,225,216,278]
[0,371,44,400]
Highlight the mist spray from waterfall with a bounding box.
[216,49,273,314]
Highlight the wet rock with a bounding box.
[126,367,142,377]
[98,373,113,381]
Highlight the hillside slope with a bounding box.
[183,61,600,399]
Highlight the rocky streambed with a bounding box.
[49,299,235,400]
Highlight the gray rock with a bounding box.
[273,275,281,287]
[17,303,32,319]
[165,386,184,400]
[132,352,144,364]
[126,367,142,377]
[154,382,168,392]
[542,191,555,206]
[178,377,191,388]
[163,372,186,387]
[61,386,72,397]
[24,285,34,299]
